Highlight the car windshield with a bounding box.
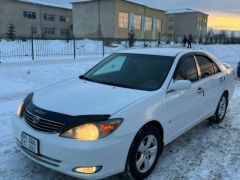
[82,53,175,91]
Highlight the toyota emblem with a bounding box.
[33,116,40,124]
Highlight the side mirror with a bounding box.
[168,80,191,92]
[223,63,231,69]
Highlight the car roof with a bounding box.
[119,48,196,57]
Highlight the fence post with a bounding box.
[158,32,161,47]
[73,36,76,59]
[31,33,34,61]
[102,39,105,57]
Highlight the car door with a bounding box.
[165,53,204,141]
[194,53,225,119]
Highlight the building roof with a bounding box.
[17,0,72,9]
[166,8,207,15]
[70,0,165,12]
[119,48,193,57]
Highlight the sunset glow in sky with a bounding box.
[208,12,240,30]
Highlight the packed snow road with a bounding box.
[0,57,240,180]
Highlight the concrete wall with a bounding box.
[167,12,208,41]
[73,0,167,39]
[73,0,115,38]
[0,0,72,38]
[114,0,166,39]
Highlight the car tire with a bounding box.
[125,125,163,180]
[210,93,228,124]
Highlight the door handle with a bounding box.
[219,76,225,82]
[197,87,204,96]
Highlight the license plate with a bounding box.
[21,132,39,155]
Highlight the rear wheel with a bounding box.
[210,93,228,124]
[125,126,163,180]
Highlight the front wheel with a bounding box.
[210,93,228,124]
[125,126,163,180]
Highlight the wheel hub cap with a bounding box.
[136,135,158,173]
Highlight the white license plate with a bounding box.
[21,132,39,155]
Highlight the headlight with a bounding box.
[17,101,25,118]
[16,93,33,118]
[60,118,123,141]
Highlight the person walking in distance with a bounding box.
[187,34,193,48]
[183,35,187,47]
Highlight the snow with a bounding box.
[70,0,165,12]
[1,38,240,69]
[0,46,240,179]
[0,39,126,63]
[196,44,240,69]
[165,8,205,14]
[18,0,72,9]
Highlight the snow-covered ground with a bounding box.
[0,46,240,180]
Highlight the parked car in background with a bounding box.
[238,61,240,77]
[12,48,235,180]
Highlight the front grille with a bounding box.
[24,110,65,133]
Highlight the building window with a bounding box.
[133,15,141,30]
[31,27,37,34]
[156,19,162,32]
[118,12,128,28]
[23,11,36,19]
[168,25,173,31]
[60,29,70,36]
[145,17,152,31]
[168,16,174,22]
[44,28,55,35]
[44,14,55,21]
[60,16,70,22]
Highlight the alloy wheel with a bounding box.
[136,135,158,173]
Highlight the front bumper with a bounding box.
[12,115,134,180]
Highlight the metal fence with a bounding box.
[0,34,240,61]
[0,36,160,61]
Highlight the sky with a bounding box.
[58,0,240,31]
[157,0,240,31]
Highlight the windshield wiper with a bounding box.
[79,75,93,82]
[96,81,133,89]
[79,76,135,89]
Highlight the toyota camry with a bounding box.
[12,48,235,180]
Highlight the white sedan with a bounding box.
[12,48,235,180]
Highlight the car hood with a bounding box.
[32,78,150,116]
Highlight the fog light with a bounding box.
[73,166,102,174]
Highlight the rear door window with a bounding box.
[195,55,219,78]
